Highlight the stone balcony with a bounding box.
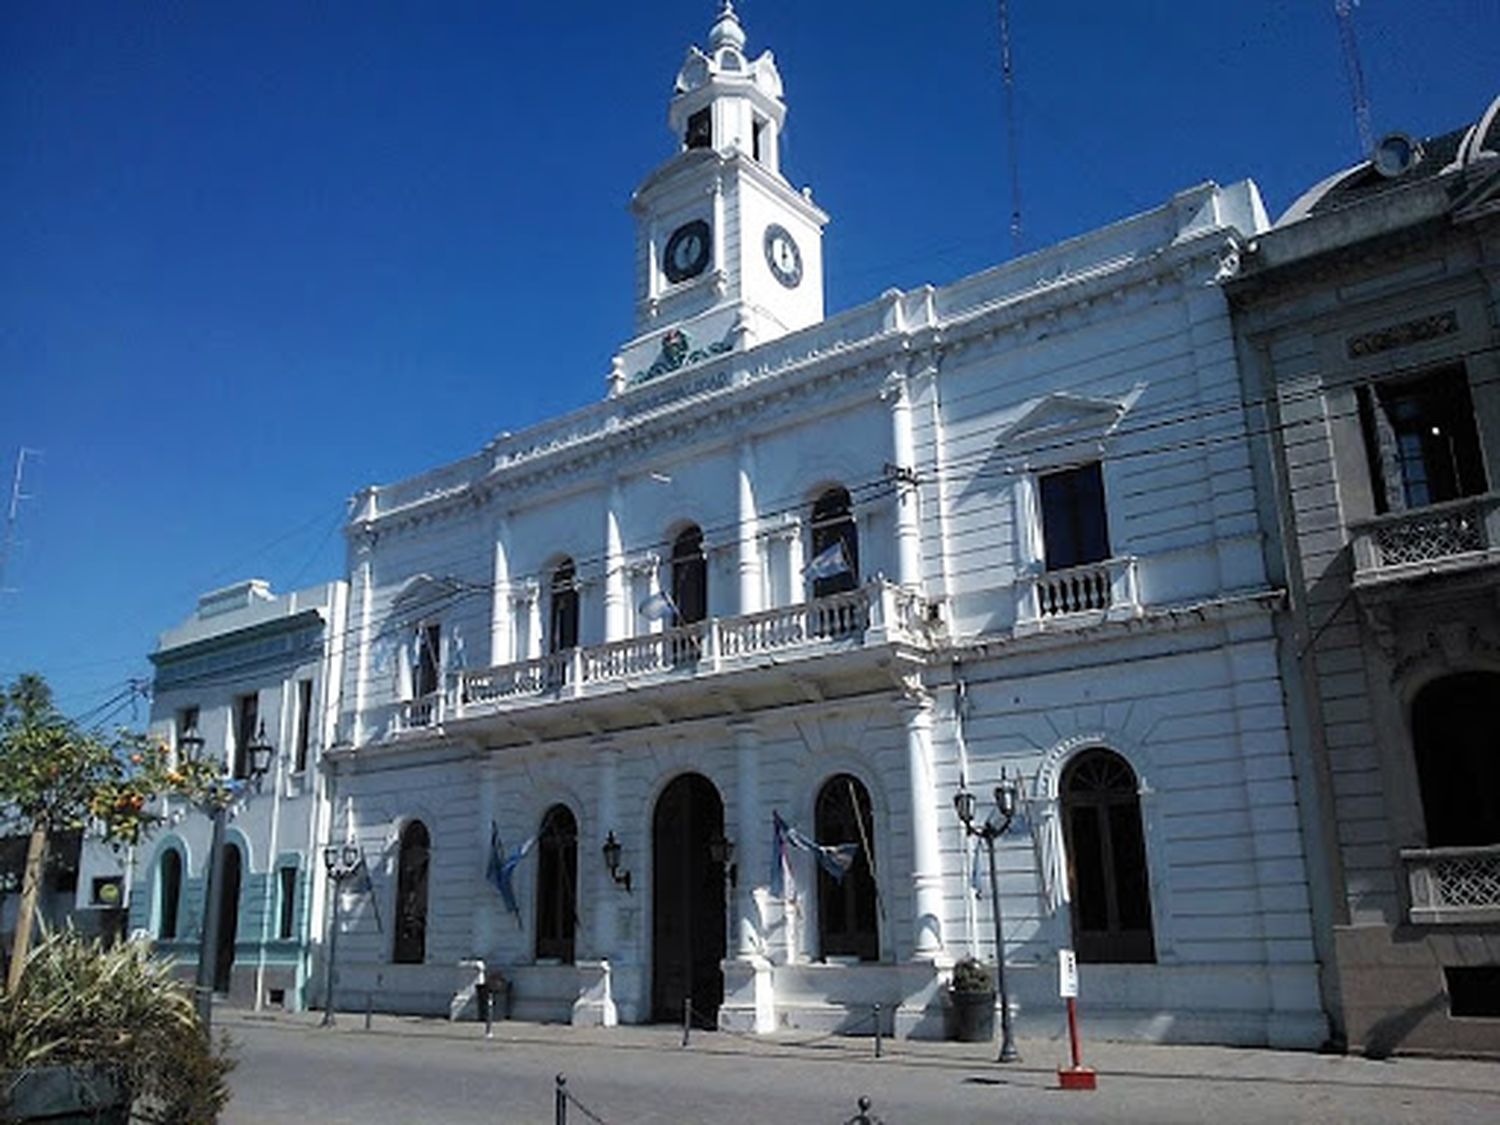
[1402,845,1500,926]
[1014,556,1141,635]
[1350,492,1500,587]
[393,582,932,733]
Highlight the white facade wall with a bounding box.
[321,171,1327,1046]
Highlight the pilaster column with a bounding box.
[604,482,628,642]
[526,586,543,660]
[899,683,945,958]
[731,720,763,956]
[886,374,922,588]
[472,758,501,955]
[736,442,761,616]
[594,740,621,959]
[490,517,511,665]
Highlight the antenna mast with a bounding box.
[0,448,37,597]
[997,0,1022,257]
[1333,0,1374,158]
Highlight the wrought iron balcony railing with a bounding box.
[1350,492,1500,585]
[1402,845,1500,926]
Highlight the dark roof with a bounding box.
[1306,126,1468,217]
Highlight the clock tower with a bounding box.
[612,3,828,393]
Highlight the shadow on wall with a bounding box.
[1361,990,1448,1059]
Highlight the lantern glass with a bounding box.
[323,846,340,873]
[953,788,976,827]
[995,780,1017,819]
[341,844,360,869]
[602,831,621,874]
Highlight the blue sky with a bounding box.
[2,1,1496,720]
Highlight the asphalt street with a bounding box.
[219,1011,1500,1124]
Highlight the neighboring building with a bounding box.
[320,6,1327,1046]
[1228,95,1500,1054]
[125,578,348,1011]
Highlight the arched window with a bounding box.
[815,774,879,961]
[810,488,859,598]
[549,559,579,653]
[1062,749,1154,963]
[1412,672,1500,846]
[535,805,578,963]
[671,525,707,626]
[157,849,182,940]
[393,821,430,964]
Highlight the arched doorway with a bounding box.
[1061,748,1155,963]
[1412,671,1500,846]
[652,773,726,1025]
[815,774,879,961]
[213,844,242,992]
[535,805,578,963]
[393,821,431,964]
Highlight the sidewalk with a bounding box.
[216,1006,1500,1099]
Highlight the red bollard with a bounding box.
[1057,995,1097,1090]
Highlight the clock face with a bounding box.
[764,224,803,288]
[663,220,711,283]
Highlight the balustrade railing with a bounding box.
[1351,492,1500,581]
[1016,556,1139,629]
[1403,845,1500,925]
[453,583,920,718]
[396,692,443,731]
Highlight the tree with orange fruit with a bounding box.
[0,673,217,991]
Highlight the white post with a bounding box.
[887,375,922,589]
[731,720,762,957]
[490,518,511,665]
[737,442,761,616]
[900,688,945,958]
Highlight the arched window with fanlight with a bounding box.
[535,805,578,963]
[1061,748,1155,963]
[671,525,707,626]
[392,820,430,964]
[810,488,859,598]
[156,849,182,940]
[549,558,579,653]
[815,774,880,961]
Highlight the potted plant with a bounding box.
[0,930,234,1123]
[949,956,996,1042]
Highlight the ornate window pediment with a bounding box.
[993,391,1132,451]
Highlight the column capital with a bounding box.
[893,673,933,714]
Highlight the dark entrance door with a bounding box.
[652,773,726,1026]
[213,844,242,992]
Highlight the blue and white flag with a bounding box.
[485,822,536,927]
[803,540,852,582]
[772,811,860,890]
[638,590,678,622]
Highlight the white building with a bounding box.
[123,578,348,1011]
[319,5,1327,1046]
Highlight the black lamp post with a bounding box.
[602,831,631,893]
[184,722,273,1035]
[320,842,364,1028]
[954,768,1021,1063]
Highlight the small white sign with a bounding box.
[1058,948,1079,998]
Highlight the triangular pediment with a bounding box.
[994,392,1130,448]
[392,573,449,608]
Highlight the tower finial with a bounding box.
[709,1,746,52]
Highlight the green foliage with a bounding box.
[0,673,222,845]
[951,956,994,994]
[0,929,234,1123]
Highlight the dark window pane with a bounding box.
[1412,672,1500,847]
[1369,367,1486,513]
[1068,807,1109,931]
[815,774,879,961]
[1040,463,1110,571]
[550,560,579,652]
[536,805,578,963]
[278,867,297,940]
[294,680,313,773]
[233,694,258,780]
[810,488,859,598]
[159,851,182,940]
[672,527,707,626]
[393,821,430,964]
[415,624,441,698]
[685,108,712,150]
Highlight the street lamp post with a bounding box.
[183,723,274,1035]
[954,769,1021,1063]
[320,843,364,1028]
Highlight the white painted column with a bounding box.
[604,483,629,642]
[736,442,761,616]
[594,740,620,959]
[887,374,922,588]
[900,688,945,958]
[731,720,762,956]
[473,757,501,956]
[490,517,511,665]
[526,588,543,660]
[350,516,376,747]
[786,525,805,605]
